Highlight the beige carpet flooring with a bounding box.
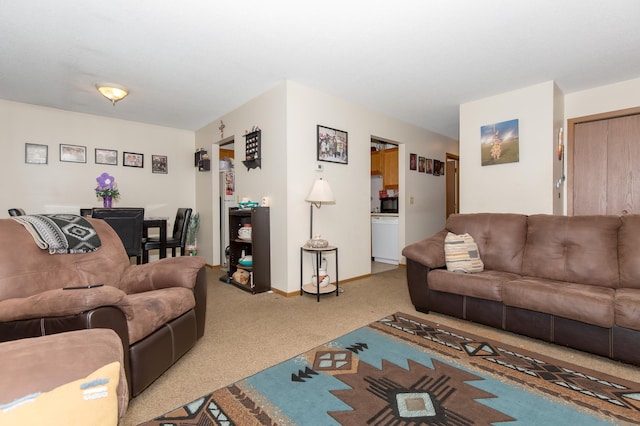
[122,266,638,426]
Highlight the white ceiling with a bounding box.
[2,1,640,139]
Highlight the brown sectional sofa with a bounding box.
[402,213,640,366]
[0,217,208,397]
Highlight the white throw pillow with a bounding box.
[444,232,484,273]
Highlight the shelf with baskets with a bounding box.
[222,206,270,294]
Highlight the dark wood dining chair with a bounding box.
[91,208,145,264]
[8,208,26,217]
[142,208,192,263]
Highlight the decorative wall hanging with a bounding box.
[243,128,261,170]
[481,119,519,166]
[317,125,348,164]
[95,148,118,165]
[152,155,168,174]
[123,152,144,168]
[25,143,48,164]
[409,153,417,170]
[418,156,426,173]
[60,144,86,163]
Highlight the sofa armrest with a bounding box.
[0,286,126,322]
[402,229,448,269]
[119,256,206,294]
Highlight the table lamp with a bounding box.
[305,178,335,240]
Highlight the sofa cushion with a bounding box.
[429,269,521,302]
[120,287,196,344]
[446,213,527,274]
[444,232,484,273]
[615,289,640,332]
[619,215,640,290]
[503,277,615,328]
[522,215,620,288]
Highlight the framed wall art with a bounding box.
[123,152,144,168]
[60,144,87,163]
[152,155,168,174]
[25,143,48,164]
[409,153,417,171]
[418,156,426,173]
[95,148,118,165]
[317,125,348,164]
[481,118,520,166]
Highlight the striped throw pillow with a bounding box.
[444,232,484,273]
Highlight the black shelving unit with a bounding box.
[221,206,270,294]
[242,130,261,170]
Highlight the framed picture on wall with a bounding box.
[426,158,433,174]
[317,125,348,164]
[418,156,425,173]
[95,148,118,165]
[123,152,144,168]
[152,155,168,174]
[25,143,48,164]
[60,144,86,163]
[409,153,417,170]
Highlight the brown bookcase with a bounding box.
[223,206,271,294]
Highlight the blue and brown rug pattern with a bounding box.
[141,312,640,425]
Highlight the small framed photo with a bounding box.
[409,153,417,171]
[25,143,48,164]
[418,156,426,173]
[317,125,348,164]
[95,148,118,165]
[426,158,433,174]
[60,144,87,163]
[123,152,144,168]
[152,155,168,174]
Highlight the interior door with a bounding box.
[570,109,640,215]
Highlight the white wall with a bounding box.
[196,80,457,294]
[459,81,559,214]
[1,100,196,235]
[565,76,640,120]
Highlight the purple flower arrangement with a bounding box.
[95,172,120,200]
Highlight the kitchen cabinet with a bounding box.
[383,148,398,189]
[371,150,383,175]
[371,148,398,190]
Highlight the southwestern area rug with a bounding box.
[140,312,640,425]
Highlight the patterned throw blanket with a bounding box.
[12,214,101,254]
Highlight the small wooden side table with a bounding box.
[300,245,339,302]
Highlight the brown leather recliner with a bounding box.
[0,217,207,397]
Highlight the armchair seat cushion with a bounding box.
[120,287,196,344]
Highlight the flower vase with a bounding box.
[102,196,112,208]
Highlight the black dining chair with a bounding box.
[91,208,145,264]
[142,208,192,263]
[8,208,26,217]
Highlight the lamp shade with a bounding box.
[305,178,335,204]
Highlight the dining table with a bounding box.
[143,217,168,262]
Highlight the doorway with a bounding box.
[370,138,400,274]
[218,138,235,269]
[446,153,459,218]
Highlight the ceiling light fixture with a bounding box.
[96,83,129,106]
